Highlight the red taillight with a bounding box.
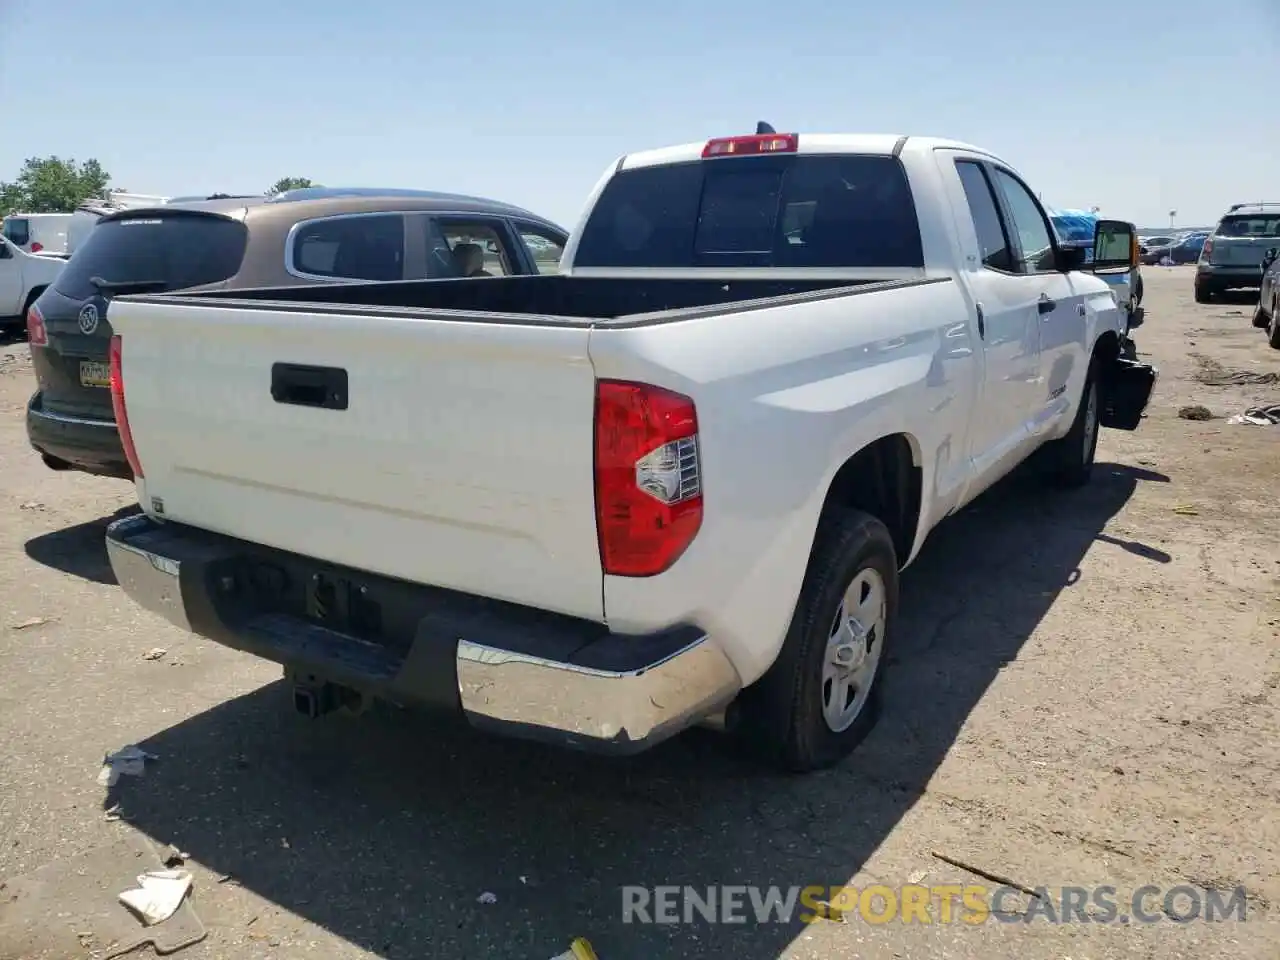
[109,335,144,479]
[1200,237,1214,262]
[702,133,798,158]
[594,380,703,577]
[29,241,42,253]
[26,303,47,346]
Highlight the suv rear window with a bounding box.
[54,213,248,300]
[1218,215,1280,238]
[573,154,924,269]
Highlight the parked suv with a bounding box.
[25,189,569,479]
[1194,203,1280,302]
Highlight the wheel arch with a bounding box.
[814,433,923,569]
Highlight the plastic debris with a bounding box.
[118,869,194,926]
[477,891,498,905]
[142,647,167,661]
[549,939,599,960]
[1172,505,1200,516]
[1226,403,1280,426]
[98,745,158,787]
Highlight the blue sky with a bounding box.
[1,0,1275,230]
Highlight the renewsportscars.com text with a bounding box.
[621,884,1249,926]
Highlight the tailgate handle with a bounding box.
[271,363,348,411]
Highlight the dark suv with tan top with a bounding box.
[25,188,568,479]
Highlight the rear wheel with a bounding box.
[735,508,898,772]
[1269,308,1280,350]
[1253,303,1270,329]
[1042,357,1100,488]
[1194,284,1213,304]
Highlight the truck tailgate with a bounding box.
[112,300,605,621]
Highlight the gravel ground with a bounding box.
[1,266,1277,959]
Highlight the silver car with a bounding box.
[1194,202,1280,302]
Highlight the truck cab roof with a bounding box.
[617,134,1004,170]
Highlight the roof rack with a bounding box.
[1228,201,1280,212]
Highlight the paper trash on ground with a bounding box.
[118,869,194,925]
[97,745,158,787]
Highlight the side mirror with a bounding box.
[1091,219,1137,271]
[1263,247,1279,269]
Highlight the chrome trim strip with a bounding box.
[29,407,115,428]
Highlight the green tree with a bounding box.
[0,157,111,215]
[266,176,317,197]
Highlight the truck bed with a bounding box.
[138,274,902,325]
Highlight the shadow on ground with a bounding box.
[24,504,139,585]
[104,462,1169,959]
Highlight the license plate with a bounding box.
[79,360,111,388]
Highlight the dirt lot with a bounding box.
[1,266,1278,960]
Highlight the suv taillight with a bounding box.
[1200,237,1214,262]
[594,380,702,577]
[108,335,144,479]
[26,303,47,346]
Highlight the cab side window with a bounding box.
[955,161,1014,272]
[990,168,1057,274]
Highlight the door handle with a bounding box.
[1037,295,1056,316]
[975,303,985,339]
[271,362,349,410]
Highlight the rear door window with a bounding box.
[954,161,1014,272]
[574,154,924,269]
[290,214,406,281]
[1217,215,1280,238]
[54,213,249,300]
[428,218,517,277]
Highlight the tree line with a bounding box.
[0,157,316,217]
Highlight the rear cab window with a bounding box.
[1217,215,1280,238]
[55,213,249,300]
[573,153,924,269]
[289,214,406,282]
[3,218,30,247]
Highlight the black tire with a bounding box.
[1194,284,1213,304]
[1042,356,1100,488]
[1254,304,1270,329]
[1269,309,1280,350]
[1133,272,1144,306]
[735,508,898,772]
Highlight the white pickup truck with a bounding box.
[0,236,64,330]
[102,131,1156,771]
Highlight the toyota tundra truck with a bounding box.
[101,131,1156,771]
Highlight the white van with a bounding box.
[2,213,72,256]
